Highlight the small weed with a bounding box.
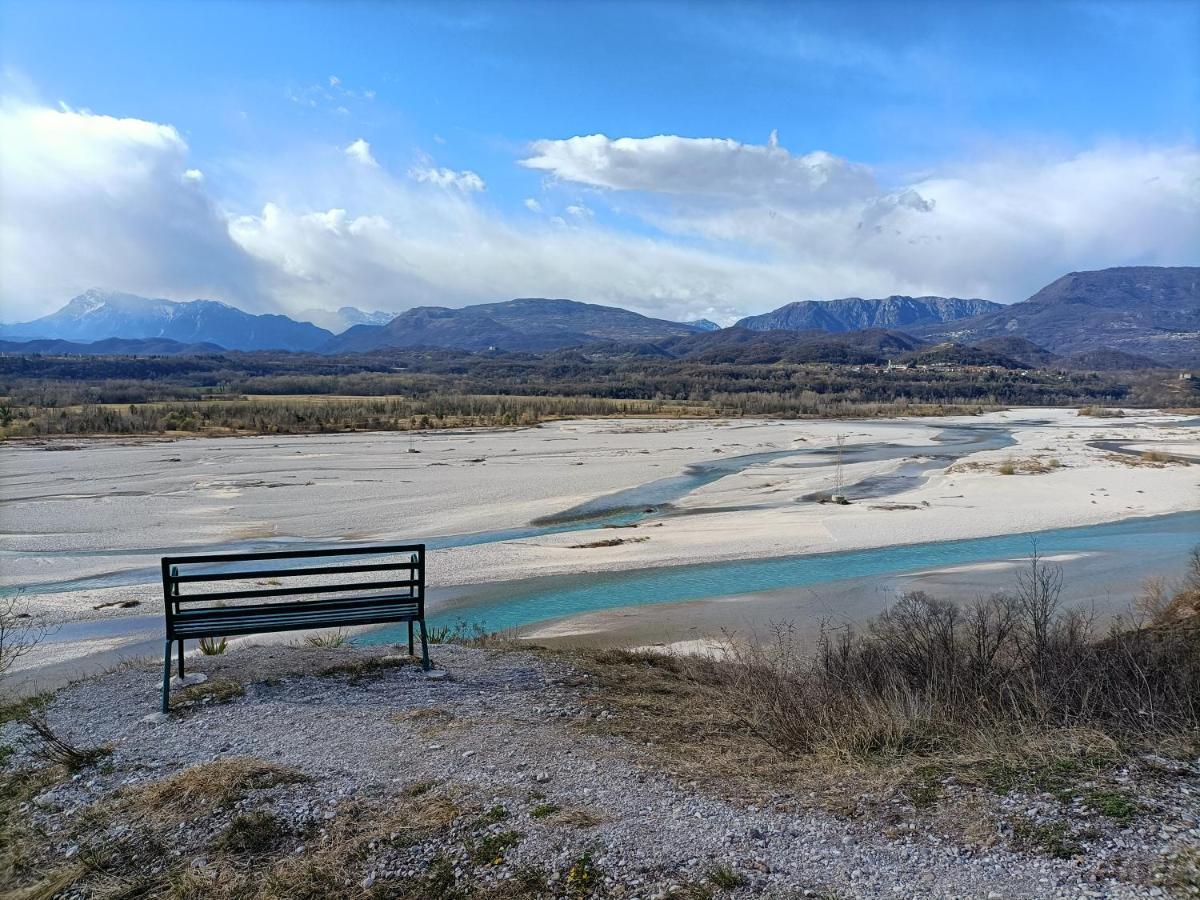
[471,830,521,865]
[706,863,746,889]
[305,630,348,649]
[997,458,1017,475]
[565,849,602,898]
[215,809,289,855]
[1011,818,1082,859]
[1084,789,1139,823]
[504,865,551,896]
[401,779,439,799]
[420,856,458,895]
[198,635,228,655]
[476,804,509,826]
[530,802,560,819]
[903,764,945,808]
[666,881,714,900]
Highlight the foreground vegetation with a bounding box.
[2,552,1198,897]
[3,343,1192,436]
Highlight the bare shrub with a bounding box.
[18,712,110,770]
[0,594,44,680]
[720,549,1200,760]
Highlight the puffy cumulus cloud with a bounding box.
[408,165,485,192]
[344,138,378,167]
[0,101,260,318]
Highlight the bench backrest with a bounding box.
[161,543,425,635]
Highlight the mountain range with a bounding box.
[912,267,1199,364]
[322,298,706,353]
[735,296,1000,333]
[2,266,1195,365]
[0,290,333,351]
[297,306,394,334]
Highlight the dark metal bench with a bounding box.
[160,543,428,712]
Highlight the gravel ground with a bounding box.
[3,643,1197,898]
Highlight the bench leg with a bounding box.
[161,640,173,713]
[407,621,415,657]
[418,619,431,671]
[177,639,185,678]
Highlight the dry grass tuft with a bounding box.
[318,652,414,679]
[568,536,649,549]
[123,757,308,818]
[544,807,605,828]
[171,677,244,708]
[214,809,293,855]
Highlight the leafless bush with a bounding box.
[721,549,1200,760]
[19,712,110,770]
[0,594,44,681]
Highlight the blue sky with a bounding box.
[1,0,1197,322]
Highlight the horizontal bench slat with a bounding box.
[171,592,421,620]
[171,608,421,639]
[171,603,419,632]
[170,561,416,584]
[174,579,418,604]
[162,542,424,567]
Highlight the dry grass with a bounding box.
[171,677,245,708]
[122,757,308,820]
[318,652,415,678]
[949,456,1054,476]
[541,806,605,828]
[568,536,650,549]
[1104,451,1189,469]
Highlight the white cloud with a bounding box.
[183,168,204,182]
[408,165,485,192]
[328,75,340,87]
[344,138,378,167]
[521,133,878,206]
[1,100,1196,326]
[0,101,259,318]
[522,132,1200,302]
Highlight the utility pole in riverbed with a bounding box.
[832,433,849,504]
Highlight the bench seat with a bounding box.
[169,599,422,638]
